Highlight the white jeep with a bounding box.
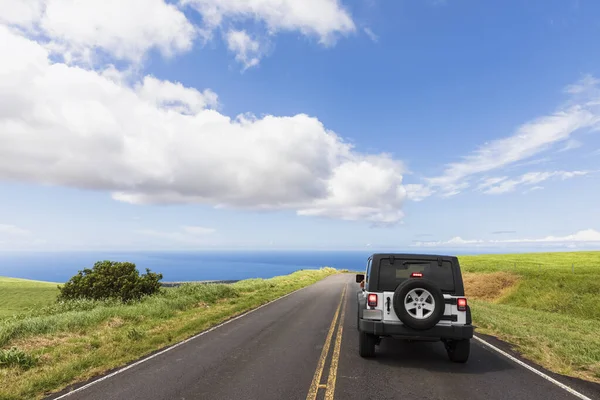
[356,253,474,362]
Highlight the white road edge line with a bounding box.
[51,284,315,399]
[473,335,593,400]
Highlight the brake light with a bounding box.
[457,298,467,311]
[367,293,378,307]
[410,272,423,278]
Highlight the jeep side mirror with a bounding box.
[356,274,365,283]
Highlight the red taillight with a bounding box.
[368,293,378,307]
[410,272,423,278]
[457,298,467,311]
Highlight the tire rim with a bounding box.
[404,288,435,320]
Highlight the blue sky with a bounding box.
[1,0,600,252]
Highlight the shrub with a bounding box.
[57,261,163,302]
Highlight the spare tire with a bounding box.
[392,279,445,330]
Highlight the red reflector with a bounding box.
[367,293,378,307]
[457,298,467,311]
[410,272,423,278]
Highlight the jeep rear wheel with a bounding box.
[392,279,445,330]
[445,339,470,363]
[359,331,377,358]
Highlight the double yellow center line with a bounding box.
[306,285,347,400]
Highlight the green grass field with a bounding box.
[458,251,600,383]
[0,278,59,319]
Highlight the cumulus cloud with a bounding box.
[0,26,407,224]
[135,76,219,114]
[0,0,196,63]
[226,30,262,69]
[423,75,600,196]
[1,0,356,68]
[297,156,407,223]
[182,0,356,45]
[0,0,45,29]
[411,229,600,248]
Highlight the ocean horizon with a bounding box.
[0,248,580,283]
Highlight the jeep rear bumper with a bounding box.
[359,319,473,340]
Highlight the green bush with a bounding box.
[57,261,163,302]
[0,347,38,370]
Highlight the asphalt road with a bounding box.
[50,274,599,400]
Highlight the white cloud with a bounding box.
[558,139,582,152]
[181,226,216,235]
[523,185,544,194]
[483,170,589,195]
[226,30,262,70]
[1,0,356,69]
[296,156,407,223]
[0,26,407,224]
[490,229,600,244]
[477,176,508,191]
[182,0,356,45]
[135,76,219,115]
[564,74,600,94]
[0,0,196,63]
[137,225,215,245]
[0,224,41,249]
[405,184,434,201]
[0,224,31,236]
[411,229,600,248]
[447,237,484,245]
[412,236,484,247]
[425,75,600,196]
[0,0,45,29]
[439,182,469,198]
[363,27,378,42]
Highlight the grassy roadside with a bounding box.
[459,251,600,383]
[0,278,59,319]
[470,300,600,382]
[0,268,339,400]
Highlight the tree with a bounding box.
[57,261,163,302]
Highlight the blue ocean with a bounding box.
[0,250,485,283]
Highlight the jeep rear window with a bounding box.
[377,258,455,292]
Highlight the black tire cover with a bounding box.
[392,278,445,330]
